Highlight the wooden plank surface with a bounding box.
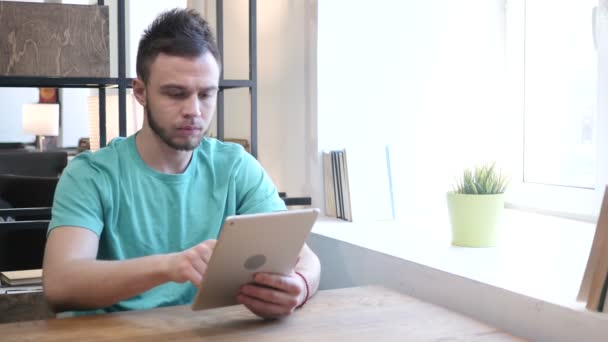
[0,286,526,341]
[0,1,109,77]
[579,186,608,310]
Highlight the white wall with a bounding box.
[59,89,89,147]
[0,88,39,143]
[126,0,188,78]
[193,0,314,195]
[256,0,314,195]
[315,0,508,217]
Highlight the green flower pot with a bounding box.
[446,192,505,247]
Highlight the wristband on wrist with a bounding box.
[294,271,309,309]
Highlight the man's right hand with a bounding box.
[165,239,217,286]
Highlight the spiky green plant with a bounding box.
[453,163,509,194]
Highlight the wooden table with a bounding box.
[0,286,526,341]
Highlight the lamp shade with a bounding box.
[22,103,60,136]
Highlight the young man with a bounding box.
[43,8,320,319]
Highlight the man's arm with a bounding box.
[294,244,321,298]
[43,226,216,312]
[236,243,321,319]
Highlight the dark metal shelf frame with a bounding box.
[216,0,258,158]
[0,1,259,154]
[0,77,123,88]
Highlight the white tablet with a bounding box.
[191,208,320,311]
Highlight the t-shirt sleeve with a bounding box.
[234,151,287,214]
[48,157,105,236]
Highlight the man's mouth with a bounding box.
[177,125,202,135]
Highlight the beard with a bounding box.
[146,99,205,151]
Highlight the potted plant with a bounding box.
[447,163,509,247]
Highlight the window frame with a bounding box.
[503,0,607,221]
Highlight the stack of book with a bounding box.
[0,269,43,287]
[323,146,394,222]
[578,186,608,312]
[323,149,351,221]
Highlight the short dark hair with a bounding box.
[136,8,221,83]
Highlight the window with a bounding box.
[505,0,608,219]
[315,0,608,221]
[523,0,597,189]
[317,0,508,221]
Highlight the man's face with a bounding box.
[135,52,220,151]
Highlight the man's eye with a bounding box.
[199,92,212,100]
[168,92,186,98]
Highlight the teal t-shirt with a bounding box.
[48,135,286,313]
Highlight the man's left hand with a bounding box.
[236,272,306,319]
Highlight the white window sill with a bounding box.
[311,208,595,310]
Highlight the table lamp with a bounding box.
[22,103,60,151]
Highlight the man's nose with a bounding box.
[184,95,202,117]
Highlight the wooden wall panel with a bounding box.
[0,1,109,77]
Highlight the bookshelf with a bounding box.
[0,0,309,211]
[215,0,259,157]
[0,0,261,155]
[0,0,127,149]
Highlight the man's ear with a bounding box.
[132,78,146,107]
